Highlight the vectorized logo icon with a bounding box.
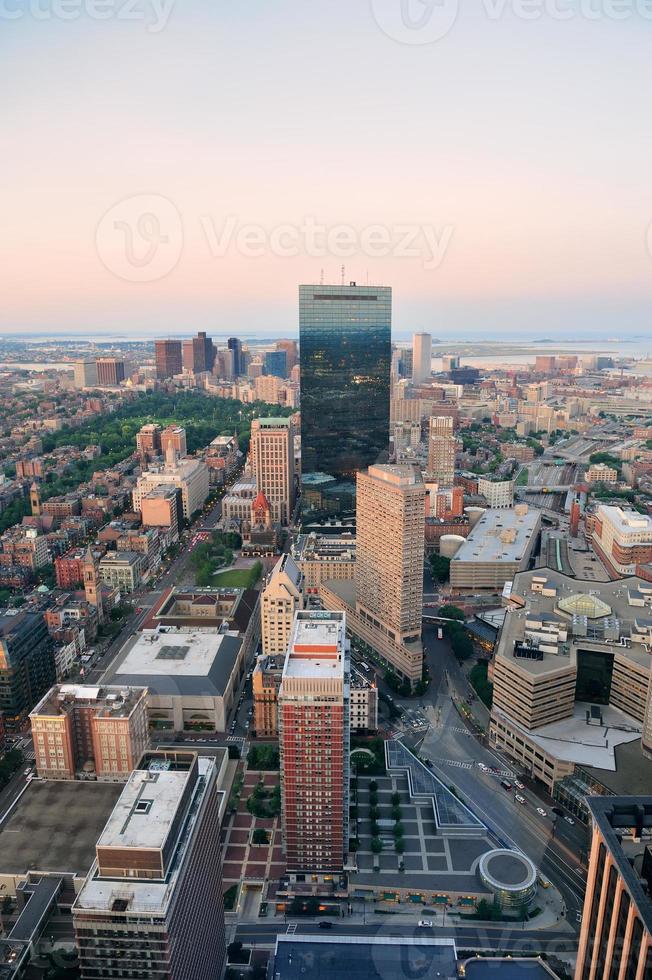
[370,0,459,44]
[95,194,183,282]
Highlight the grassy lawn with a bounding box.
[212,562,262,588]
[515,467,529,486]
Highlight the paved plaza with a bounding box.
[352,773,496,894]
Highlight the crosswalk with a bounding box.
[286,922,298,934]
[429,757,474,770]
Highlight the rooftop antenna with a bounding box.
[341,264,345,285]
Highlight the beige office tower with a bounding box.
[428,416,456,486]
[250,417,296,525]
[412,332,432,383]
[356,465,426,683]
[261,554,303,656]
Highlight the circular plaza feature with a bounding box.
[478,849,538,909]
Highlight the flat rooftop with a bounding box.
[74,757,216,916]
[99,763,193,852]
[0,780,122,876]
[597,504,652,535]
[104,628,242,698]
[452,507,540,564]
[368,463,422,487]
[283,611,346,680]
[493,701,641,770]
[30,683,145,719]
[292,533,356,561]
[463,960,558,980]
[496,569,652,679]
[273,935,457,980]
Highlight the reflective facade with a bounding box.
[299,283,391,519]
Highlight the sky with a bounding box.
[2,1,652,340]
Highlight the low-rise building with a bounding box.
[588,505,652,577]
[587,462,618,484]
[477,477,514,509]
[252,654,284,737]
[98,550,148,593]
[261,554,303,656]
[132,450,209,519]
[449,505,541,592]
[30,684,148,781]
[291,532,356,593]
[139,484,181,541]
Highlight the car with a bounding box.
[318,921,333,929]
[515,794,527,805]
[564,815,575,825]
[552,806,564,817]
[23,767,32,777]
[500,780,512,791]
[418,920,433,928]
[477,762,488,771]
[537,807,548,817]
[514,780,525,790]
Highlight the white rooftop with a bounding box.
[496,702,642,770]
[99,767,189,851]
[283,611,346,680]
[597,505,652,534]
[452,507,541,564]
[113,629,231,677]
[74,757,215,916]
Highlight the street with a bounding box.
[234,920,578,955]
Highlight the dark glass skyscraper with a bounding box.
[299,283,391,520]
[228,337,243,377]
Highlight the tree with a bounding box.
[438,605,465,622]
[391,805,402,821]
[428,553,451,583]
[252,828,269,845]
[370,837,383,854]
[393,822,404,838]
[395,838,405,854]
[390,791,401,806]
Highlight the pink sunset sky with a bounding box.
[2,2,652,338]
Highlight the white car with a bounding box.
[564,815,575,825]
[537,807,547,817]
[477,762,488,771]
[418,920,433,928]
[514,780,525,790]
[515,794,527,805]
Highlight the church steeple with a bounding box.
[30,482,41,517]
[83,546,104,625]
